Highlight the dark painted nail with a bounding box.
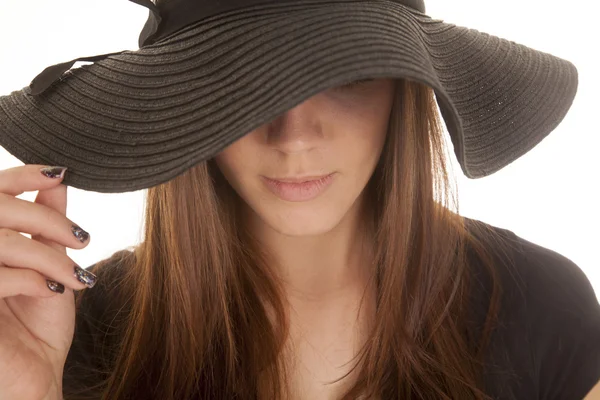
[46,280,65,294]
[74,265,97,288]
[40,166,67,179]
[71,225,90,243]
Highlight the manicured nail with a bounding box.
[74,265,97,288]
[46,280,65,294]
[71,225,90,243]
[40,166,67,179]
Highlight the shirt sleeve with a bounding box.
[515,235,600,400]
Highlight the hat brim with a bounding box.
[0,0,578,193]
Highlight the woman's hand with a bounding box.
[0,165,96,400]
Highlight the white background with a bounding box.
[0,0,598,300]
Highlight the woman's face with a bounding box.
[214,78,396,236]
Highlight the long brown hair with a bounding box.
[76,78,517,399]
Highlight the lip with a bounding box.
[261,173,336,202]
[267,174,332,183]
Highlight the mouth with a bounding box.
[260,173,336,202]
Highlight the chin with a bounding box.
[257,201,347,237]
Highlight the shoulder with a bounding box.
[478,219,599,327]
[465,218,600,400]
[464,216,599,319]
[86,248,135,282]
[63,249,136,396]
[509,229,600,400]
[71,246,136,338]
[74,248,135,320]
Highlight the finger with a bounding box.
[0,164,67,196]
[0,193,89,251]
[36,183,67,215]
[0,229,95,290]
[0,266,64,298]
[33,184,72,255]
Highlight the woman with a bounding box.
[0,0,598,399]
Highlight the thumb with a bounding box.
[32,183,68,254]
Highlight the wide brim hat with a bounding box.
[0,0,578,193]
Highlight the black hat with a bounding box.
[0,0,578,193]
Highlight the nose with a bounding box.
[266,97,324,154]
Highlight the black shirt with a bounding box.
[62,219,600,399]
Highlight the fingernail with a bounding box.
[71,225,90,243]
[46,280,65,294]
[74,265,97,288]
[40,166,67,179]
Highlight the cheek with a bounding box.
[331,88,392,145]
[213,142,254,192]
[344,112,389,169]
[213,152,235,182]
